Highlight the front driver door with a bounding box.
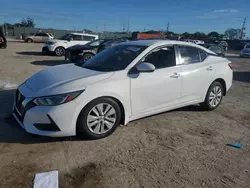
[130,45,182,116]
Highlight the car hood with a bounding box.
[25,64,114,97]
[242,48,250,52]
[67,45,96,51]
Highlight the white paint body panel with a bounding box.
[14,40,233,137]
[43,33,99,52]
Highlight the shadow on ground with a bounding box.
[16,51,45,56]
[31,60,69,66]
[0,89,81,144]
[233,71,250,83]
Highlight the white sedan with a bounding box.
[13,40,233,139]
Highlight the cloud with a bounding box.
[197,9,238,19]
[213,9,238,13]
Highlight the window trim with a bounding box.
[198,49,208,62]
[132,45,178,70]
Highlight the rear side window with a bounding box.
[199,49,207,61]
[35,33,42,36]
[83,36,95,41]
[73,35,82,40]
[178,46,200,64]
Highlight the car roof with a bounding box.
[70,32,98,37]
[122,40,213,53]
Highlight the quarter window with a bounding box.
[199,49,207,61]
[142,46,176,69]
[178,46,200,64]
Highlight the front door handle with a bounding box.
[170,72,180,78]
[206,66,213,71]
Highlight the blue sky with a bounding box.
[1,0,249,36]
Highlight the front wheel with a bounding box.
[55,47,65,56]
[201,81,224,110]
[77,98,121,139]
[83,53,94,61]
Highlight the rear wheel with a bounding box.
[201,81,224,110]
[77,97,121,139]
[27,38,33,43]
[55,47,65,56]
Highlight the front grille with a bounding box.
[15,89,25,116]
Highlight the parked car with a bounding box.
[65,38,130,63]
[0,34,7,48]
[194,40,204,45]
[240,43,250,57]
[13,40,233,139]
[42,33,99,56]
[218,41,228,51]
[208,45,225,57]
[24,32,54,43]
[185,39,195,44]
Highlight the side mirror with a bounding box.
[67,38,73,42]
[136,62,155,73]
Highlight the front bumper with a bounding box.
[240,52,250,57]
[12,85,79,137]
[42,44,56,52]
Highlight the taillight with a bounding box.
[228,63,233,69]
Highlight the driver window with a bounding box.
[142,46,176,69]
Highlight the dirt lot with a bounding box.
[0,42,250,188]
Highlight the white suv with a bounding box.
[42,33,99,56]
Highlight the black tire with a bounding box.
[77,97,121,139]
[55,47,65,56]
[26,38,33,43]
[201,81,224,111]
[83,53,94,61]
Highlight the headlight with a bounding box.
[47,41,56,45]
[33,90,84,106]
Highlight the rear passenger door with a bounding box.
[33,33,43,42]
[177,45,215,102]
[68,34,82,47]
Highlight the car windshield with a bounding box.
[85,39,106,47]
[60,34,72,40]
[245,45,250,49]
[82,45,147,72]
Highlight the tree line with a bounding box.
[4,17,244,40]
[144,29,243,40]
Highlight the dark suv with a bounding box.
[65,38,130,63]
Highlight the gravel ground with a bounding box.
[0,42,250,188]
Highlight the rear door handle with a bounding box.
[206,66,213,71]
[170,72,180,78]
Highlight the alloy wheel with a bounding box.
[87,103,116,134]
[209,86,222,107]
[55,48,64,56]
[84,54,93,61]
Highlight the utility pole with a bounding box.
[104,24,106,32]
[127,17,130,33]
[167,22,169,33]
[240,17,247,39]
[123,23,125,32]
